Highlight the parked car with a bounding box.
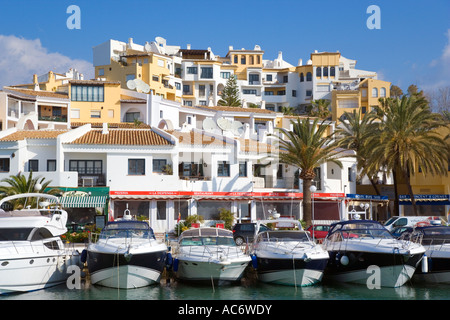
[232,223,270,245]
[384,216,442,232]
[306,224,331,241]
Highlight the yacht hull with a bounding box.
[256,257,328,286]
[87,250,167,289]
[324,250,423,287]
[0,252,80,294]
[414,254,450,284]
[174,258,250,284]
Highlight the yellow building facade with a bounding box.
[66,80,122,124]
[331,78,391,122]
[95,50,178,102]
[226,48,264,81]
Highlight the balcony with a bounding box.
[38,115,68,123]
[262,95,287,103]
[77,174,106,187]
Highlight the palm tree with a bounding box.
[281,106,296,116]
[272,117,343,227]
[0,172,61,209]
[371,95,448,215]
[307,99,331,119]
[336,109,382,195]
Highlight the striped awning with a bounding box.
[58,196,107,208]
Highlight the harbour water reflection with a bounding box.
[1,278,449,301]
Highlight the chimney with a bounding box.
[277,51,283,60]
[102,123,109,134]
[187,44,191,50]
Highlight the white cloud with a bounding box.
[0,35,93,88]
[420,29,450,90]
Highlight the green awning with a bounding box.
[59,196,107,208]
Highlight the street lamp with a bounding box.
[360,203,370,219]
[310,185,317,242]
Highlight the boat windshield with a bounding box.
[180,236,236,246]
[0,228,34,241]
[328,221,393,240]
[100,221,155,240]
[257,231,310,242]
[415,226,450,245]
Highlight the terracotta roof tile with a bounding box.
[71,122,151,129]
[168,130,231,147]
[0,130,68,141]
[70,129,172,146]
[5,87,69,100]
[237,138,279,154]
[120,95,146,103]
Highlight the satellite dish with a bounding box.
[203,118,219,132]
[231,121,244,136]
[127,80,136,90]
[144,42,151,52]
[134,79,144,92]
[141,82,150,93]
[217,117,232,131]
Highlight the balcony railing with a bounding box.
[39,115,68,123]
[78,174,106,187]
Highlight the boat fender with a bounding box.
[166,253,173,269]
[251,255,258,269]
[80,249,87,264]
[340,255,349,266]
[421,254,428,273]
[173,258,179,272]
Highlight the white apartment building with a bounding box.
[0,87,71,131]
[92,37,381,119]
[0,110,358,233]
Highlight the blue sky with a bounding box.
[0,0,449,92]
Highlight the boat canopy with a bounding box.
[103,220,151,231]
[411,226,450,245]
[256,230,310,242]
[180,227,232,238]
[328,220,393,239]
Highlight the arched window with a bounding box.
[372,88,378,97]
[380,87,386,97]
[323,67,328,77]
[316,67,321,77]
[306,72,312,81]
[330,67,335,77]
[300,73,304,82]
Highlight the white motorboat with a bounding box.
[0,193,81,295]
[251,219,329,286]
[86,211,168,289]
[405,226,450,284]
[322,220,426,288]
[172,227,251,284]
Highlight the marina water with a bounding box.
[1,278,449,301]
